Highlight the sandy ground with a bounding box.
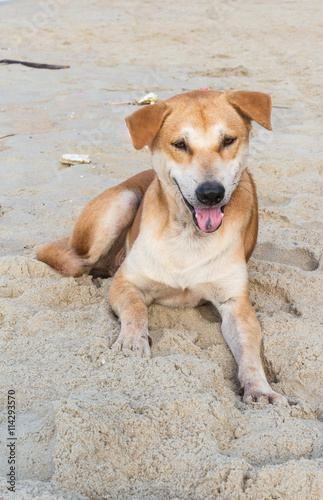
[0,0,323,498]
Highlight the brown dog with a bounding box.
[37,90,287,405]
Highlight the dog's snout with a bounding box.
[196,182,225,205]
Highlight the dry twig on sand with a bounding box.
[0,59,69,70]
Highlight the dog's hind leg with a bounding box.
[37,189,138,277]
[37,169,155,277]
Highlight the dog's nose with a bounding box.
[196,182,225,205]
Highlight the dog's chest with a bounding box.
[124,224,242,302]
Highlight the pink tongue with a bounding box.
[194,206,223,232]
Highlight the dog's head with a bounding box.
[126,90,272,233]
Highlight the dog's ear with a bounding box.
[225,91,272,131]
[125,101,171,150]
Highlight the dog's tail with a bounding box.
[37,237,87,277]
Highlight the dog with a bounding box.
[37,90,287,405]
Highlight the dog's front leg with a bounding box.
[109,268,151,356]
[217,291,287,405]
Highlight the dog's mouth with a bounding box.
[174,180,225,233]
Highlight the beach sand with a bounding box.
[0,0,322,498]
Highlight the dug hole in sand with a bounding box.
[0,0,322,498]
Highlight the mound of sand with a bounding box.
[0,0,322,498]
[0,254,322,498]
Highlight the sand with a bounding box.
[0,0,322,498]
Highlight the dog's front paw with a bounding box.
[112,333,152,357]
[240,385,288,405]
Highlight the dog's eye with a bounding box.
[223,137,236,147]
[172,140,187,151]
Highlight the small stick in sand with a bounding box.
[0,59,70,70]
[110,92,159,106]
[0,206,13,216]
[0,134,15,140]
[109,101,133,106]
